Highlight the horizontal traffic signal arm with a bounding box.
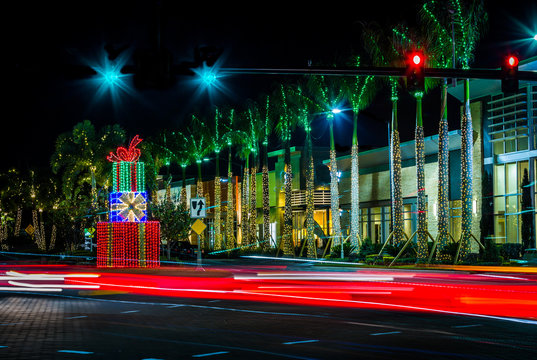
[219,66,537,81]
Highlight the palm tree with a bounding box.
[362,22,405,247]
[282,81,328,258]
[304,75,347,254]
[343,56,378,252]
[184,115,213,249]
[261,96,273,250]
[274,84,299,256]
[419,0,488,260]
[51,120,125,212]
[225,108,238,249]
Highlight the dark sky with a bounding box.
[4,0,537,174]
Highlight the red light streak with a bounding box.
[2,265,536,321]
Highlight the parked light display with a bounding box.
[97,136,160,268]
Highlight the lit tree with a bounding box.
[51,120,126,210]
[274,85,299,256]
[419,0,488,260]
[209,107,234,251]
[362,22,405,246]
[184,115,212,249]
[281,82,323,258]
[343,56,378,253]
[304,75,346,253]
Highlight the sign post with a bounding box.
[190,197,206,268]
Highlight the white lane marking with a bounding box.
[369,331,402,336]
[208,300,220,303]
[65,316,88,319]
[57,350,93,354]
[120,310,140,313]
[452,324,482,328]
[282,340,319,345]
[192,351,229,357]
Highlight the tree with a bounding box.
[361,22,405,247]
[51,120,126,212]
[282,82,322,258]
[183,115,213,249]
[419,0,488,260]
[150,186,191,260]
[343,56,378,253]
[274,84,300,256]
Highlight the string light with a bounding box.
[391,95,404,246]
[97,136,160,268]
[415,93,428,260]
[437,83,450,261]
[460,79,473,260]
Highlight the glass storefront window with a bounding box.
[492,160,528,244]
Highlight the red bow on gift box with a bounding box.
[107,135,143,162]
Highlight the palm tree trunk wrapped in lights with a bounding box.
[196,160,205,249]
[328,113,342,251]
[415,92,428,260]
[305,128,316,258]
[214,151,222,250]
[250,151,258,246]
[460,79,473,260]
[226,146,236,249]
[350,116,360,251]
[391,93,404,247]
[262,142,270,250]
[241,162,250,246]
[180,165,187,208]
[437,82,450,261]
[282,143,294,256]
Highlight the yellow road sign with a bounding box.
[25,224,35,236]
[191,219,207,235]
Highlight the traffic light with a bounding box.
[406,51,425,94]
[501,55,519,94]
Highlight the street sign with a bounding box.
[25,224,35,236]
[191,219,207,235]
[190,197,206,218]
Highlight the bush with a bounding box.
[479,238,501,262]
[330,240,356,258]
[500,243,525,259]
[357,238,382,259]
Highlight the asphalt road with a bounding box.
[1,290,536,360]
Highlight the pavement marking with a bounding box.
[57,350,93,355]
[65,316,88,319]
[369,331,402,336]
[452,324,482,328]
[208,300,220,303]
[192,351,229,357]
[121,310,140,313]
[167,304,184,308]
[283,340,319,345]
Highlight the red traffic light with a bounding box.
[507,55,519,67]
[408,52,424,67]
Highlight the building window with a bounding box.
[492,161,528,243]
[489,88,529,155]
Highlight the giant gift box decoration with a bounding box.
[97,135,160,267]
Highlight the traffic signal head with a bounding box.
[501,54,519,94]
[406,51,425,94]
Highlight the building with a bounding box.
[158,56,536,251]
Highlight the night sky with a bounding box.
[5,1,537,175]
